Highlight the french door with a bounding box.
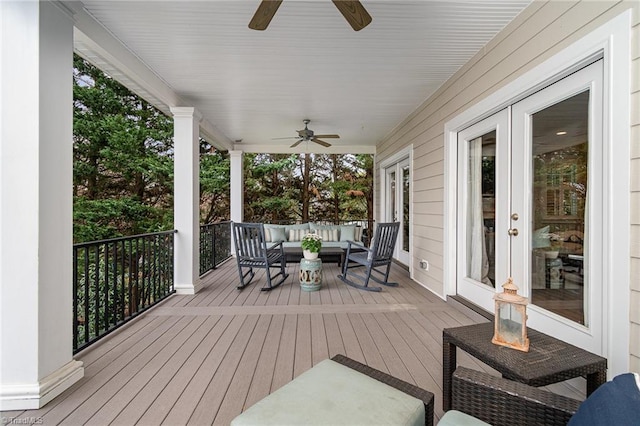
[457,60,604,353]
[383,158,410,265]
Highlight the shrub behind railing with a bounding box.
[73,230,176,353]
[199,221,232,275]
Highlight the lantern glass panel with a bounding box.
[498,302,524,345]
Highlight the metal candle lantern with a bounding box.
[492,278,530,352]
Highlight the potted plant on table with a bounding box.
[301,233,323,260]
[545,232,563,259]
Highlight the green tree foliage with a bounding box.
[242,152,373,223]
[200,140,230,224]
[244,153,298,221]
[73,55,174,242]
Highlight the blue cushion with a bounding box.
[340,225,356,242]
[264,224,287,242]
[269,227,287,242]
[568,373,640,425]
[532,225,550,248]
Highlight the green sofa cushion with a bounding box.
[231,359,424,426]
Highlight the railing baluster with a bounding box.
[137,236,142,312]
[83,246,90,346]
[153,235,158,302]
[104,242,109,333]
[94,245,100,337]
[128,238,134,320]
[73,246,79,352]
[120,239,125,323]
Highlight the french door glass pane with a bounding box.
[530,91,588,325]
[465,131,496,287]
[402,165,410,252]
[389,171,396,221]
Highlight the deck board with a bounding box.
[2,259,587,425]
[242,314,284,410]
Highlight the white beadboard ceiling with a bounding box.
[72,0,532,153]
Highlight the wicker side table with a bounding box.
[299,258,322,291]
[442,322,607,411]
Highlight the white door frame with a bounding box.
[443,11,630,377]
[379,145,413,270]
[510,60,604,353]
[455,109,510,311]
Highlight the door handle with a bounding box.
[508,228,519,236]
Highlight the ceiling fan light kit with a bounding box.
[249,0,372,31]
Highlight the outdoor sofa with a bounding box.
[440,367,640,426]
[263,222,365,249]
[231,354,434,426]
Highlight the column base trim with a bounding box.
[174,281,201,295]
[0,360,84,410]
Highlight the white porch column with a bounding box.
[171,107,201,294]
[230,150,244,224]
[0,2,84,409]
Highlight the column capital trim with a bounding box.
[170,106,203,122]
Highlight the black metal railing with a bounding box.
[73,230,176,354]
[200,221,232,275]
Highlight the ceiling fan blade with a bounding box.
[290,139,303,148]
[249,0,283,31]
[331,1,372,31]
[312,138,332,148]
[272,136,298,140]
[314,134,340,139]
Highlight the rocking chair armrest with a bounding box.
[266,240,285,250]
[345,240,369,251]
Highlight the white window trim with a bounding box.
[379,145,413,275]
[443,11,631,377]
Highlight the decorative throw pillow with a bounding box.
[317,228,339,242]
[264,225,286,242]
[269,227,287,242]
[532,226,550,248]
[309,223,340,232]
[354,226,363,242]
[284,223,310,236]
[568,372,640,425]
[340,225,356,242]
[288,229,307,242]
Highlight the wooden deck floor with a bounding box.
[3,260,585,425]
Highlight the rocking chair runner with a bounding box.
[232,222,289,291]
[338,222,400,292]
